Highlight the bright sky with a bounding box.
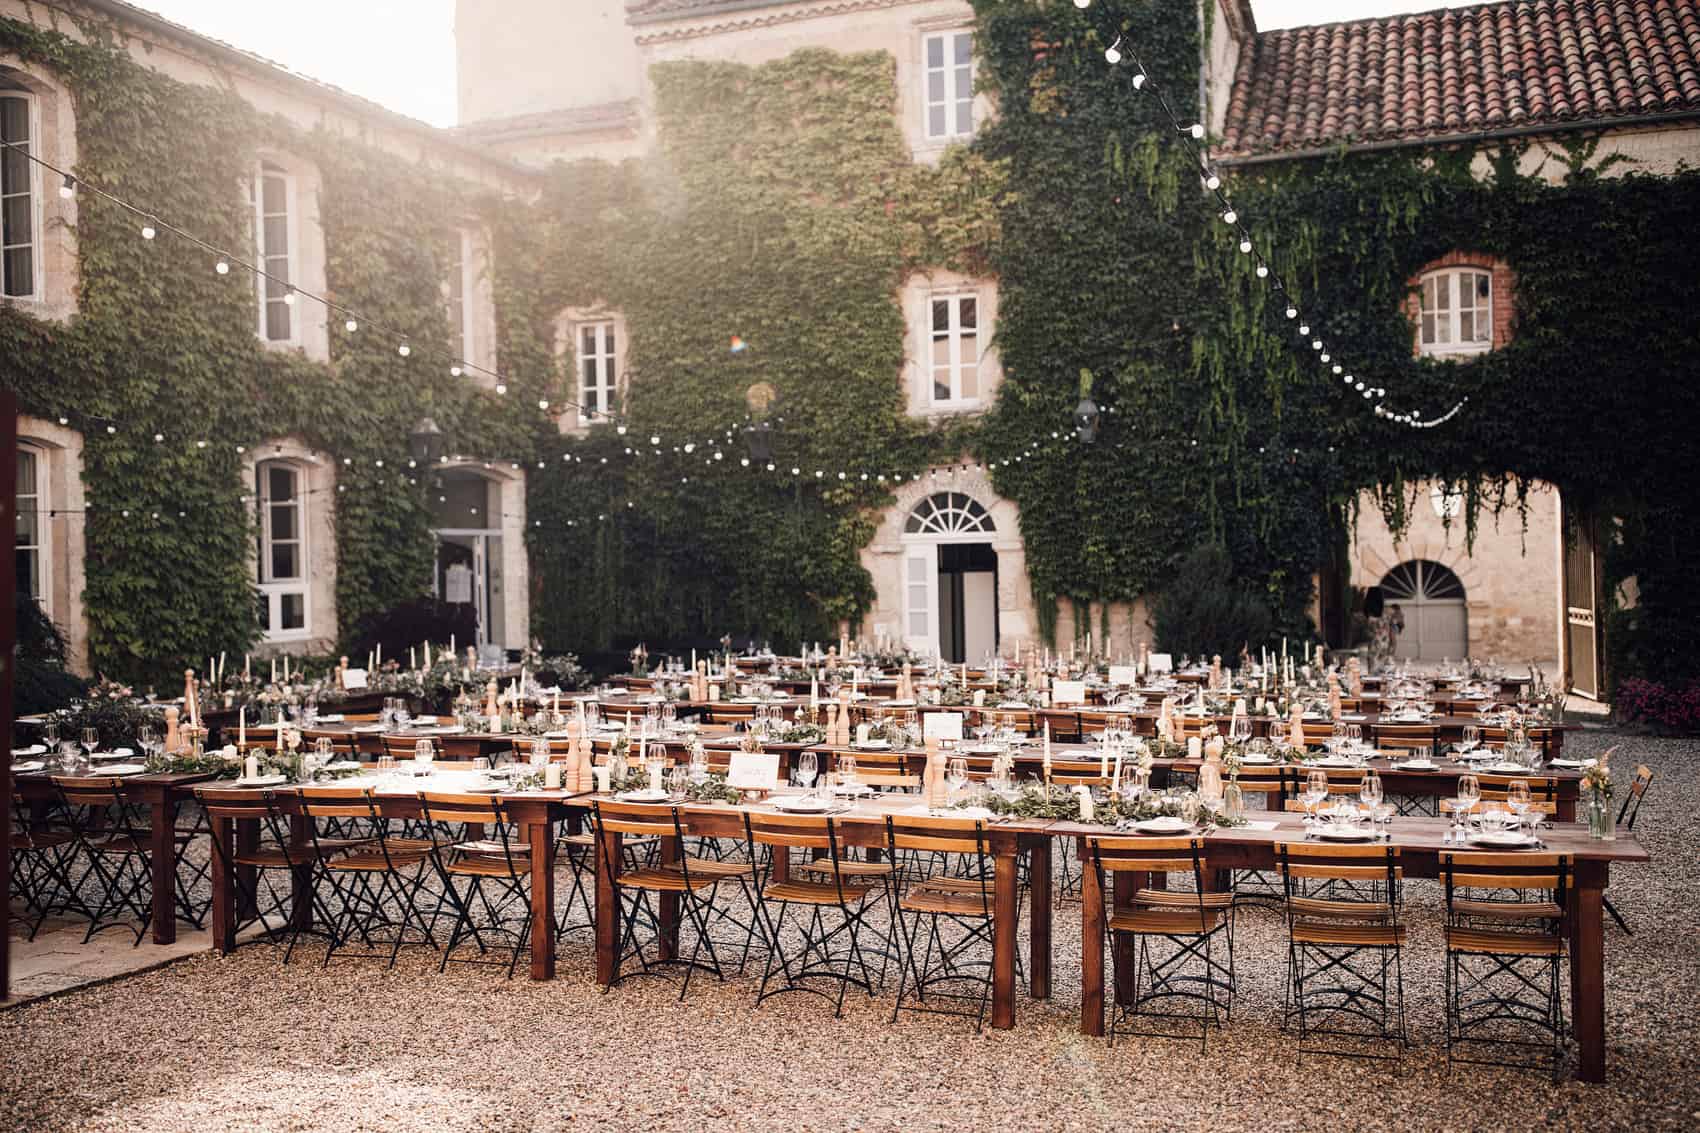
[131,0,1488,127]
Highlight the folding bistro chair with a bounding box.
[1441,851,1572,1079]
[52,776,156,944]
[1087,835,1236,1050]
[9,788,86,938]
[885,814,1001,1030]
[297,785,436,968]
[1605,764,1652,933]
[1276,842,1407,1061]
[419,791,533,978]
[194,786,306,952]
[593,799,726,999]
[743,811,880,1017]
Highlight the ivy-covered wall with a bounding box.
[967,0,1700,684]
[512,49,1003,652]
[0,16,550,686]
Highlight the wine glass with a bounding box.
[413,739,435,777]
[531,737,552,771]
[838,753,858,792]
[947,756,969,800]
[1506,778,1532,833]
[1459,724,1480,760]
[1230,715,1252,744]
[688,744,710,785]
[377,754,396,781]
[82,727,100,759]
[666,764,688,798]
[1359,771,1384,825]
[796,750,818,791]
[1304,770,1329,826]
[43,721,59,749]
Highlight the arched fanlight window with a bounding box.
[1379,559,1465,602]
[904,491,995,536]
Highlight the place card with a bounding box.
[341,668,368,690]
[1052,680,1087,705]
[1108,665,1138,686]
[727,750,780,791]
[923,712,964,741]
[1147,653,1174,674]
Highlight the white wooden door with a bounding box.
[903,544,939,656]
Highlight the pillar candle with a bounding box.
[238,707,246,748]
[410,647,417,671]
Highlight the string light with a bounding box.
[345,318,358,332]
[59,173,75,199]
[1104,37,1122,64]
[397,341,410,357]
[140,220,156,240]
[215,259,229,275]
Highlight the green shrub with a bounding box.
[1151,545,1275,661]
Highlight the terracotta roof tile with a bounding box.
[1220,0,1700,157]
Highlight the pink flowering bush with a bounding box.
[1614,677,1700,733]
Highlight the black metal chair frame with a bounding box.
[1278,843,1408,1062]
[742,812,879,1018]
[885,816,999,1031]
[419,793,532,979]
[1605,766,1653,934]
[298,787,437,969]
[1092,836,1236,1052]
[53,777,155,945]
[1441,852,1572,1080]
[594,800,726,1001]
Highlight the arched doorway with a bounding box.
[1379,559,1467,661]
[902,491,998,663]
[431,468,507,649]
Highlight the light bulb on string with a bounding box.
[1132,72,1146,90]
[538,400,550,411]
[59,174,76,199]
[1298,324,1310,335]
[282,287,296,306]
[1204,171,1220,190]
[140,221,156,240]
[1311,340,1323,350]
[1072,0,1090,8]
[1188,123,1205,139]
[1104,37,1122,64]
[1255,264,1268,278]
[215,259,229,275]
[1238,238,1252,254]
[615,424,628,435]
[397,341,411,357]
[1285,305,1297,319]
[1332,364,1342,374]
[1221,209,1236,224]
[495,383,507,395]
[1319,352,1329,362]
[450,365,462,377]
[344,318,358,332]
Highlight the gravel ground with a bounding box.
[4,728,1697,1133]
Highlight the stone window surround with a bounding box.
[0,60,77,322]
[242,437,338,653]
[16,415,87,672]
[901,269,1000,418]
[555,303,628,431]
[1407,251,1516,358]
[249,150,330,363]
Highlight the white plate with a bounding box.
[463,784,504,794]
[1396,761,1437,771]
[91,749,134,761]
[322,761,362,772]
[832,784,875,797]
[1549,758,1588,769]
[352,724,386,733]
[1469,831,1536,848]
[997,702,1031,710]
[1239,755,1276,765]
[1134,816,1190,834]
[1485,763,1533,774]
[884,699,916,707]
[231,774,288,789]
[11,760,45,773]
[964,745,1000,755]
[316,714,345,723]
[1317,826,1377,842]
[1313,755,1357,767]
[615,789,670,803]
[773,796,833,813]
[853,740,891,751]
[1459,750,1498,762]
[98,763,148,776]
[413,715,439,725]
[12,744,45,757]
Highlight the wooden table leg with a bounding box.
[658,830,680,962]
[148,786,178,945]
[595,826,620,986]
[527,815,556,981]
[1080,836,1105,1036]
[991,836,1019,1029]
[1571,863,1607,1082]
[1028,838,1051,999]
[209,811,236,954]
[236,819,259,921]
[1113,870,1137,1006]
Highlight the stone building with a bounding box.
[8,0,1697,692]
[451,0,1700,694]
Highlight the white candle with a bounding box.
[425,641,432,668]
[244,653,250,682]
[410,647,417,671]
[271,657,277,684]
[375,643,381,670]
[238,707,246,748]
[450,633,456,655]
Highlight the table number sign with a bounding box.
[727,750,780,792]
[1052,680,1087,706]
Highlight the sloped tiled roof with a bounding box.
[627,0,801,25]
[1221,0,1700,159]
[455,101,641,143]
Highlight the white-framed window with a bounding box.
[576,320,618,424]
[252,160,297,344]
[446,228,473,367]
[923,31,975,142]
[928,292,981,406]
[1,87,40,299]
[1418,267,1492,356]
[256,460,309,640]
[16,443,45,610]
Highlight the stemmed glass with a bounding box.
[414,738,435,776]
[82,727,101,760]
[796,750,819,792]
[1458,725,1480,761]
[688,744,710,786]
[1230,715,1252,745]
[1506,778,1533,836]
[947,756,969,802]
[1359,771,1384,832]
[1303,770,1329,828]
[1451,772,1480,842]
[838,753,858,793]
